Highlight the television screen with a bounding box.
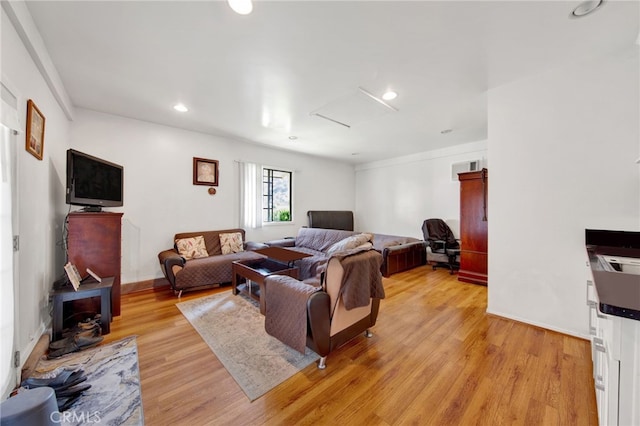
[66,149,123,209]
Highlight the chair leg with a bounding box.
[318,357,327,370]
[365,329,373,338]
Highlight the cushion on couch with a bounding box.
[174,228,247,256]
[295,227,356,252]
[220,232,244,254]
[175,236,209,260]
[326,233,373,255]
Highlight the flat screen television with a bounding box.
[66,149,123,210]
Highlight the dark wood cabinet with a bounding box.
[458,169,488,285]
[67,212,123,316]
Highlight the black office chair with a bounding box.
[421,219,460,274]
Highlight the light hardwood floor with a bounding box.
[103,265,598,425]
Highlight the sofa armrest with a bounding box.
[158,249,185,291]
[265,238,296,248]
[245,241,269,251]
[380,241,426,277]
[307,291,331,357]
[382,240,426,256]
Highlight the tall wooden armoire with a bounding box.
[458,169,488,285]
[66,212,123,317]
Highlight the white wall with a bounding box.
[1,7,70,395]
[355,141,488,238]
[70,109,355,285]
[488,47,640,337]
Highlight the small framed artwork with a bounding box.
[193,157,219,186]
[64,262,82,291]
[25,99,46,160]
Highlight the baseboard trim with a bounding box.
[19,320,50,385]
[21,332,50,382]
[122,278,170,294]
[485,308,589,340]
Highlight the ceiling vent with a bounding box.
[451,160,481,181]
[310,87,398,129]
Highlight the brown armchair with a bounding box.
[265,250,384,369]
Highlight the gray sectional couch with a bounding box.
[267,226,425,278]
[305,210,427,277]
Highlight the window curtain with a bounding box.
[238,161,262,229]
[0,96,19,396]
[0,82,21,132]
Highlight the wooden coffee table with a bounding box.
[254,246,312,267]
[232,258,299,314]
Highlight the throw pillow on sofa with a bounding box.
[326,233,373,255]
[220,232,244,254]
[175,236,209,260]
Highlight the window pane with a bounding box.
[262,168,291,222]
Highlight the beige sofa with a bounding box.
[158,228,266,296]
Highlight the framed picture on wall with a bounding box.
[25,99,46,160]
[193,157,219,186]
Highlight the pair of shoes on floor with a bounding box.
[51,326,101,350]
[20,369,91,411]
[57,393,82,411]
[47,334,104,359]
[56,382,92,411]
[49,314,104,357]
[59,315,103,340]
[20,369,74,388]
[21,369,86,391]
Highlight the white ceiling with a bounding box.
[25,0,640,164]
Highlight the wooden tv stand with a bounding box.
[66,212,123,317]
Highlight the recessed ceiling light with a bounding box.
[173,103,188,112]
[570,0,604,18]
[441,129,453,134]
[288,136,298,140]
[382,91,398,101]
[228,0,253,15]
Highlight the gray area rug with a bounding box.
[34,336,143,425]
[177,290,319,401]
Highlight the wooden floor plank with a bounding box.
[99,265,597,425]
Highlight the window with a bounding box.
[262,167,292,223]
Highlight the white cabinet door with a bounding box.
[587,275,620,426]
[593,335,620,426]
[586,258,640,426]
[618,319,640,426]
